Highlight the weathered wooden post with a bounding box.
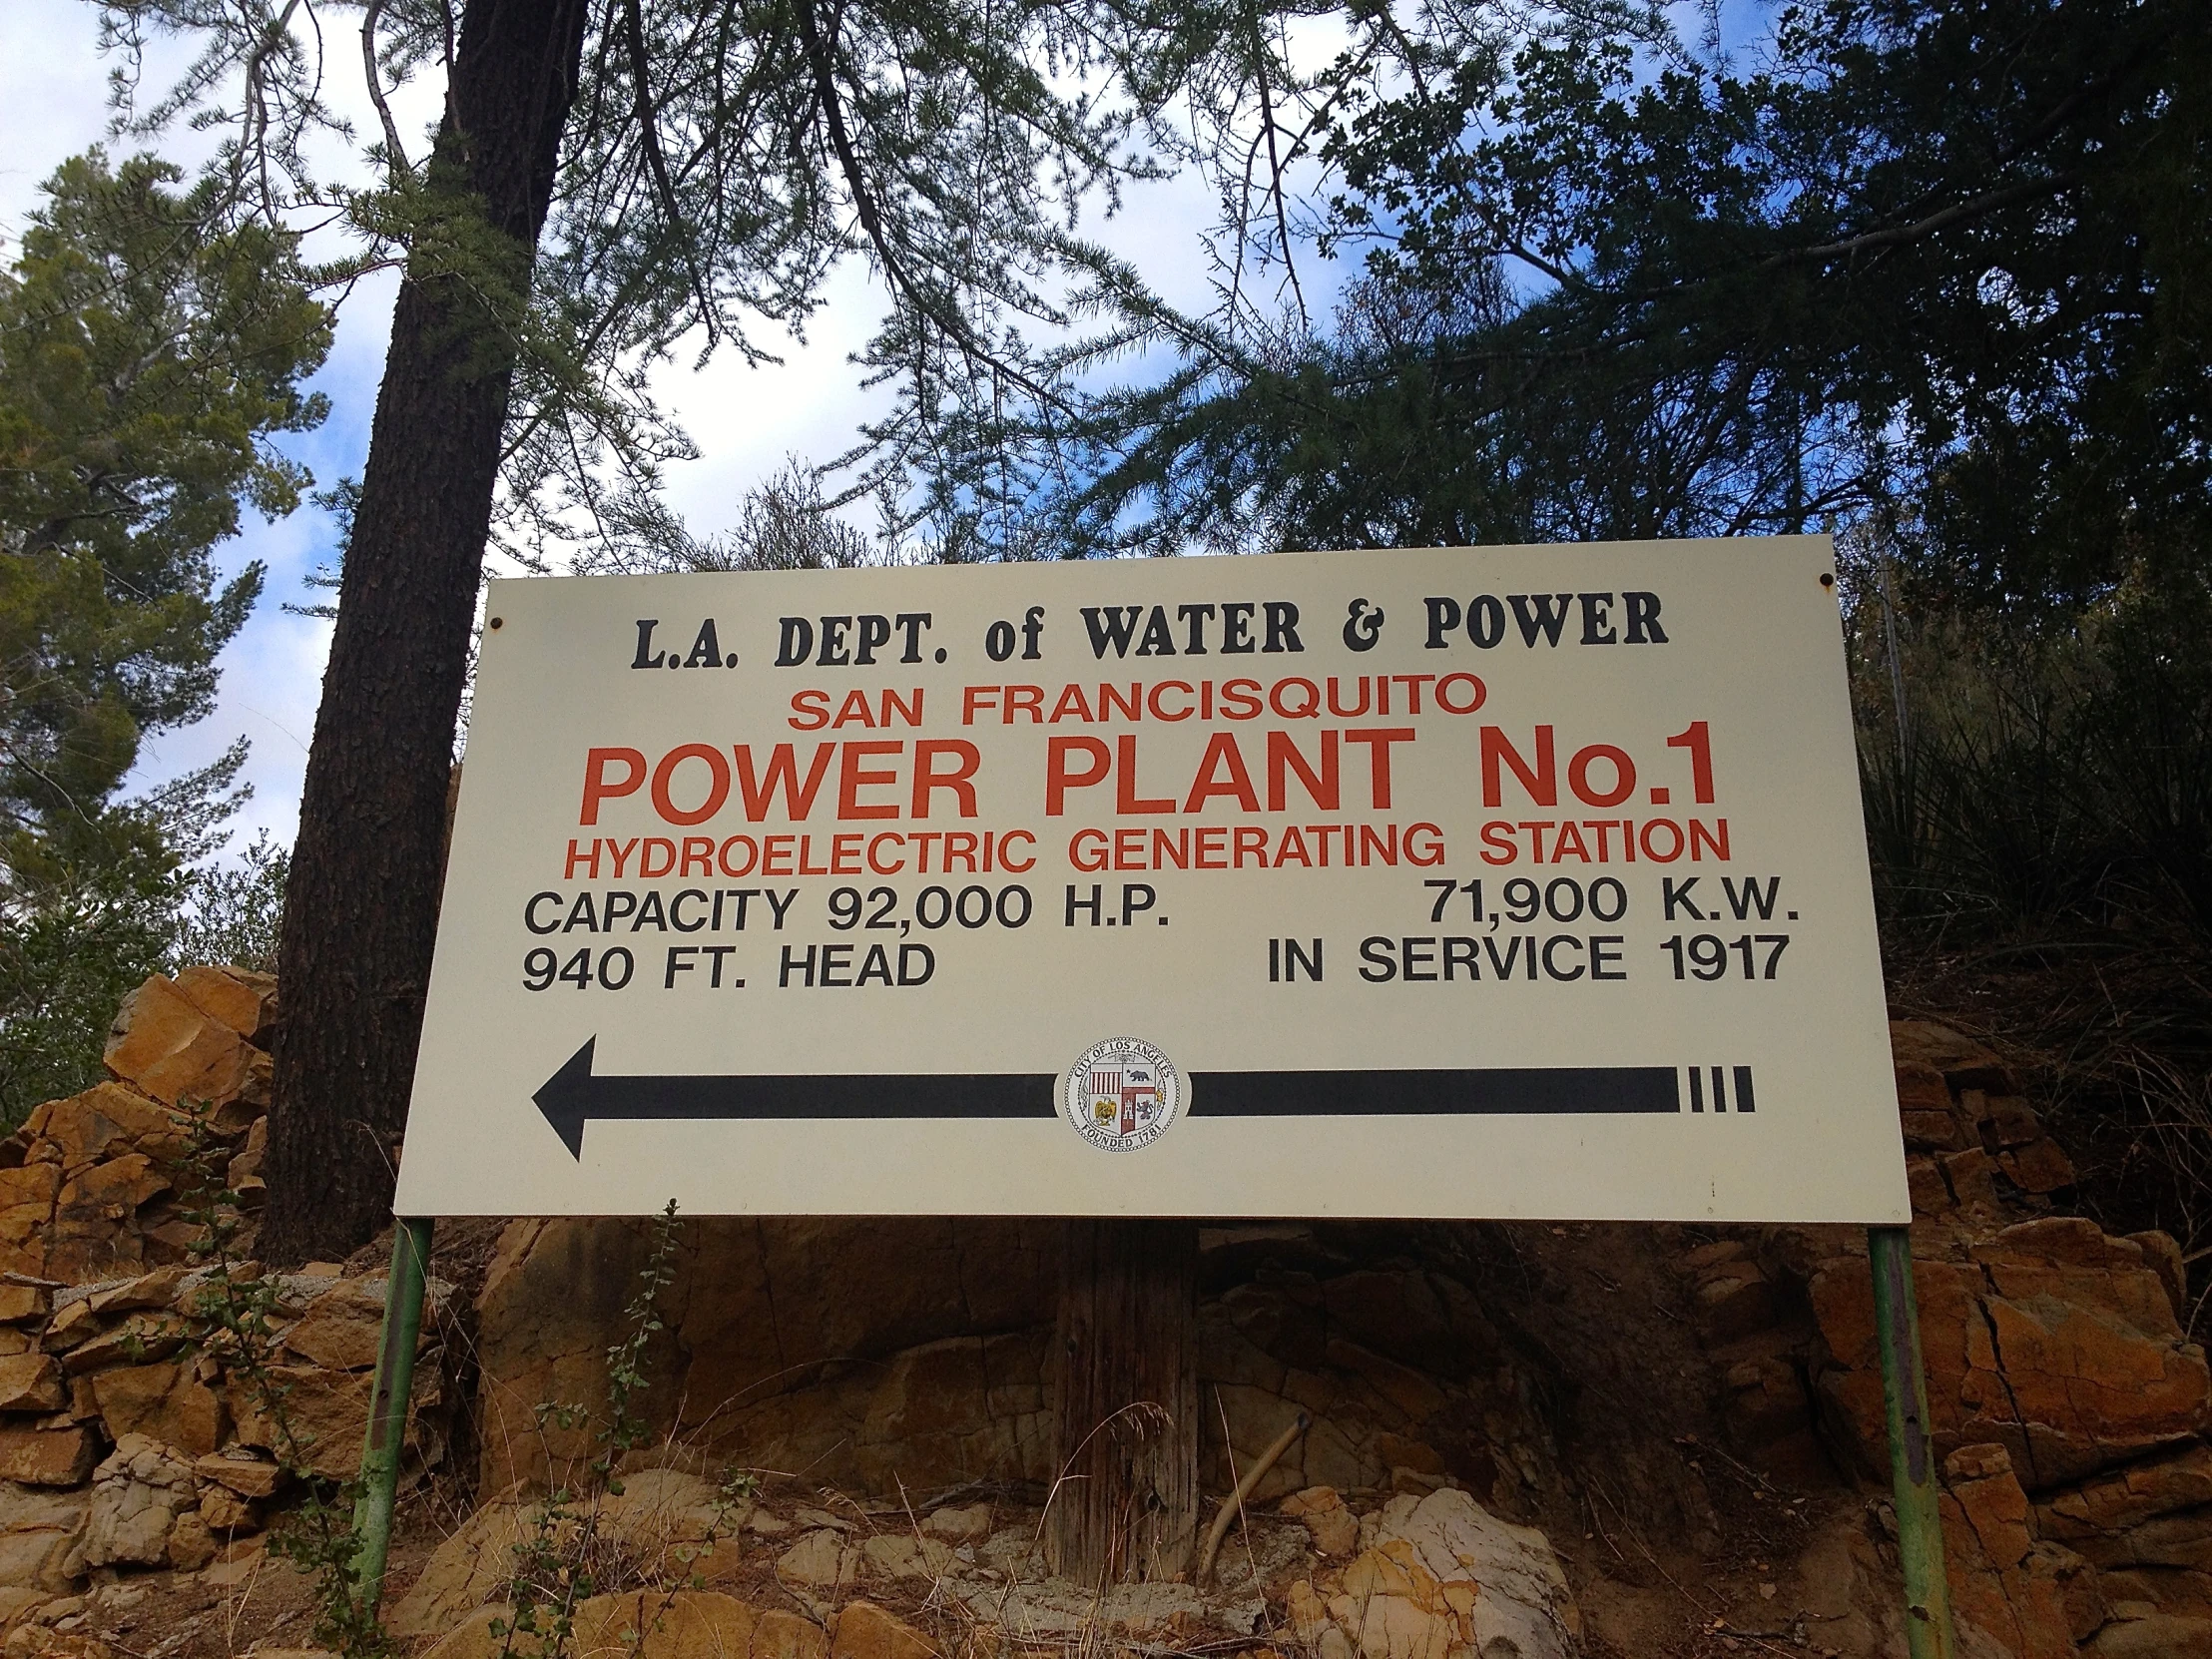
[1047,1218,1199,1584]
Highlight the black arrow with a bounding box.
[532,1039,1688,1160]
[531,1037,1053,1158]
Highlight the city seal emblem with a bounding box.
[1062,1037,1183,1152]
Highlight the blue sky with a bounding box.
[1,0,1260,859]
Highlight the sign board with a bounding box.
[393,537,1909,1223]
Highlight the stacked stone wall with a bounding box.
[0,971,453,1630]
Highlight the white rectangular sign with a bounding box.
[394,537,1908,1222]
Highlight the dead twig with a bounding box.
[1196,1409,1309,1585]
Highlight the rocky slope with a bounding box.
[0,972,2202,1658]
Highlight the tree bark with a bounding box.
[1047,1219,1199,1585]
[263,0,590,1263]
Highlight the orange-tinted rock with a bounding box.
[1940,1444,2098,1656]
[476,1216,1057,1493]
[228,1364,433,1479]
[2130,1232,2188,1317]
[830,1601,937,1659]
[0,1430,97,1487]
[2001,1137,2079,1195]
[44,1158,169,1284]
[754,1609,830,1659]
[1812,1221,2211,1485]
[101,975,252,1109]
[39,1299,100,1356]
[21,1086,185,1174]
[281,1278,390,1371]
[1890,1021,2011,1088]
[194,1452,285,1499]
[90,1363,224,1455]
[0,1287,46,1328]
[1691,1260,1779,1344]
[59,1312,187,1374]
[168,966,276,1040]
[198,1484,260,1533]
[1895,1061,1951,1111]
[0,1356,64,1413]
[575,1590,771,1659]
[86,1267,188,1317]
[2038,1445,2212,1543]
[0,1167,60,1280]
[227,1118,267,1210]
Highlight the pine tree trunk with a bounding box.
[1047,1219,1199,1585]
[263,0,590,1263]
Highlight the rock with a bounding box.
[2088,1614,2212,1657]
[986,1577,1240,1638]
[601,1468,749,1582]
[78,1437,197,1570]
[1283,1486,1358,1555]
[384,1497,535,1639]
[88,1364,223,1455]
[194,1453,285,1499]
[2131,1232,2188,1319]
[574,1590,773,1659]
[199,1485,259,1533]
[101,976,253,1109]
[830,1602,936,1659]
[0,1169,61,1281]
[0,1290,48,1328]
[858,1534,954,1581]
[0,1359,63,1415]
[1812,1219,2212,1485]
[420,1591,811,1659]
[1327,1553,1463,1659]
[474,1216,1058,1493]
[0,1630,118,1659]
[0,1486,90,1591]
[1690,1256,1780,1345]
[753,1608,830,1659]
[86,1268,188,1318]
[415,1605,517,1659]
[1287,1579,1331,1644]
[166,1511,216,1571]
[228,1119,268,1211]
[0,1434,95,1490]
[59,1312,188,1374]
[1326,1488,1580,1659]
[919,1503,990,1541]
[46,1160,170,1284]
[229,1364,430,1479]
[197,1536,267,1588]
[778,1529,857,1590]
[37,1303,97,1357]
[1938,1444,2091,1658]
[168,967,276,1041]
[20,1088,184,1177]
[280,1279,391,1371]
[1307,1505,1359,1556]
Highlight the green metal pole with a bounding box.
[350,1216,434,1614]
[1868,1224,1957,1659]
